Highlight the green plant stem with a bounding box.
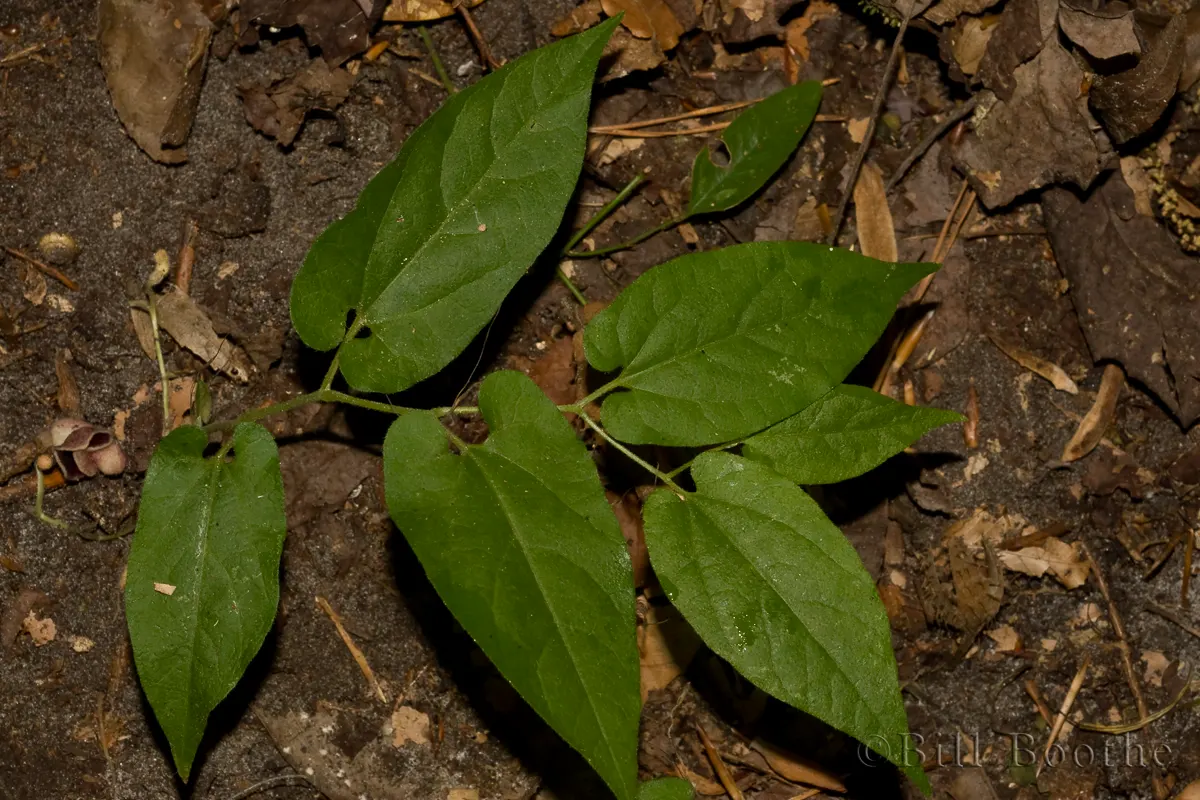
[572,408,684,497]
[204,389,412,435]
[561,174,646,255]
[33,466,68,529]
[319,352,341,392]
[556,268,589,305]
[433,405,481,416]
[145,295,171,436]
[419,25,457,95]
[565,214,686,259]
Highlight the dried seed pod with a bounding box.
[38,232,80,265]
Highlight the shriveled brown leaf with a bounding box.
[752,739,846,792]
[607,491,649,587]
[948,15,996,78]
[55,348,81,416]
[600,26,667,79]
[1057,0,1139,61]
[985,624,1021,652]
[98,0,212,164]
[384,0,484,22]
[603,0,684,50]
[637,604,701,700]
[853,162,897,263]
[389,706,431,747]
[1119,156,1155,217]
[923,0,1001,26]
[988,334,1078,394]
[243,0,381,63]
[154,286,253,382]
[998,537,1090,588]
[239,60,355,146]
[1061,364,1123,463]
[551,0,603,36]
[975,0,1057,101]
[20,263,46,306]
[783,0,838,66]
[1091,14,1185,145]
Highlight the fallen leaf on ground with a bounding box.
[384,0,484,21]
[242,0,379,64]
[602,0,684,50]
[638,604,700,699]
[390,706,430,747]
[20,263,46,305]
[752,739,846,792]
[975,0,1057,100]
[783,0,838,67]
[998,537,1089,588]
[98,0,212,163]
[22,610,56,646]
[240,60,355,146]
[1061,364,1123,462]
[985,624,1021,652]
[956,40,1108,208]
[552,0,603,36]
[1091,14,1185,144]
[1057,0,1139,61]
[600,26,667,79]
[846,117,870,144]
[853,162,897,263]
[924,0,1001,25]
[1043,172,1200,425]
[988,335,1077,394]
[1141,650,1169,688]
[947,15,996,78]
[151,286,253,382]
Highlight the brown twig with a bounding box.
[1183,527,1195,609]
[3,246,78,291]
[1000,520,1070,551]
[1144,602,1200,640]
[456,4,500,71]
[885,96,978,193]
[1038,654,1090,778]
[315,595,388,703]
[589,100,759,133]
[0,42,46,66]
[176,220,198,296]
[1023,678,1054,725]
[592,114,846,139]
[696,724,745,800]
[1081,543,1149,722]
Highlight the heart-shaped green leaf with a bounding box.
[743,384,962,484]
[125,423,286,781]
[383,371,640,799]
[688,81,822,216]
[584,242,934,446]
[643,452,928,792]
[290,18,619,393]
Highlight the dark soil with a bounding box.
[2,1,1199,799]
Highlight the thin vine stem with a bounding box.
[561,174,646,255]
[556,268,588,304]
[573,410,685,497]
[418,25,457,95]
[565,214,685,259]
[203,389,412,434]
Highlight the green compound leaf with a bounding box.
[688,81,822,216]
[584,242,934,446]
[743,384,963,484]
[383,371,640,799]
[639,777,695,800]
[643,452,929,792]
[290,18,619,393]
[125,423,286,781]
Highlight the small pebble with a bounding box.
[38,232,79,265]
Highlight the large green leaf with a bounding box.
[743,384,962,484]
[125,423,286,780]
[383,371,640,799]
[688,81,822,216]
[290,19,619,393]
[643,452,928,792]
[584,242,934,446]
[639,777,695,800]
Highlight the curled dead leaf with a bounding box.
[1061,364,1123,463]
[602,0,684,50]
[853,162,897,263]
[383,0,484,22]
[988,334,1077,394]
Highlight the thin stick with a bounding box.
[593,114,847,139]
[417,26,456,94]
[225,774,311,800]
[556,269,587,305]
[885,97,978,193]
[1082,543,1149,721]
[456,4,501,71]
[1183,527,1195,609]
[825,12,912,245]
[0,42,45,66]
[1038,654,1090,778]
[315,596,388,703]
[1024,678,1054,725]
[562,174,646,255]
[3,246,78,291]
[696,724,745,800]
[589,100,758,133]
[1144,602,1200,640]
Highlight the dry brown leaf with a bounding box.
[383,0,484,22]
[852,162,897,263]
[985,623,1021,652]
[552,0,603,36]
[155,286,253,382]
[600,26,667,79]
[1179,779,1200,800]
[677,765,725,796]
[22,610,56,646]
[638,605,701,700]
[847,117,870,144]
[20,263,46,305]
[1141,650,1169,688]
[783,0,838,66]
[752,739,846,792]
[1119,156,1155,217]
[1062,364,1123,462]
[390,706,431,747]
[603,0,684,50]
[988,335,1078,394]
[998,537,1089,589]
[950,15,996,76]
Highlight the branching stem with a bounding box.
[571,408,685,497]
[565,214,686,259]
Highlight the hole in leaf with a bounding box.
[354,325,372,340]
[708,141,731,168]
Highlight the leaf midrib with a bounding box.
[356,76,583,329]
[468,446,627,794]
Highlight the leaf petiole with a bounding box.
[565,214,687,259]
[561,174,646,256]
[572,408,685,497]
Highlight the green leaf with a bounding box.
[584,242,934,446]
[639,777,695,800]
[688,81,822,216]
[383,371,640,799]
[743,384,962,484]
[643,452,928,792]
[125,423,286,780]
[290,19,620,393]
